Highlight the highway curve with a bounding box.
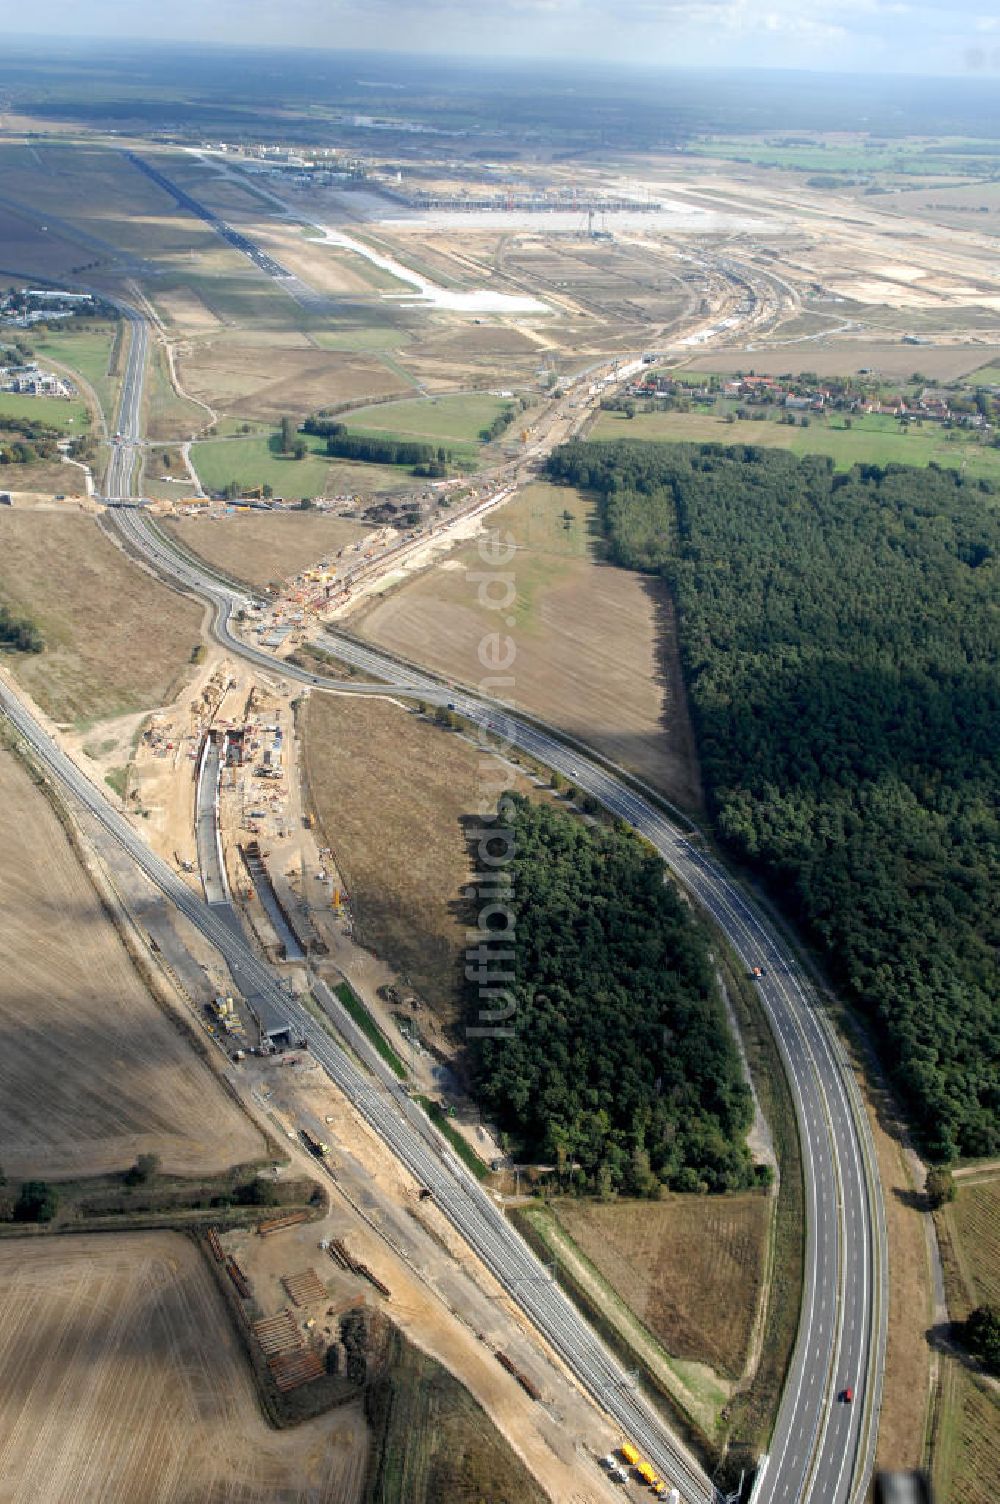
[49,289,885,1503]
[107,497,888,1504]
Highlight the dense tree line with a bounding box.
[302,412,456,475]
[325,432,437,467]
[0,605,43,653]
[468,795,756,1194]
[547,440,1000,1159]
[302,416,347,438]
[480,405,518,443]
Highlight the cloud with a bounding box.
[4,0,997,73]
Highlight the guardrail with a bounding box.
[747,1456,770,1504]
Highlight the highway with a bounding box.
[39,288,885,1504]
[103,308,148,502]
[0,667,717,1504]
[41,320,720,1503]
[108,503,888,1504]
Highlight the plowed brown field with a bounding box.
[0,746,263,1179]
[0,1234,367,1504]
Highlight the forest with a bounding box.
[468,795,756,1194]
[547,440,999,1160]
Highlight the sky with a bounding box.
[5,0,1000,76]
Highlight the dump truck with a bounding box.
[620,1443,641,1467]
[637,1460,660,1488]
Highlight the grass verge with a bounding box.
[716,945,805,1466]
[414,1096,489,1180]
[335,981,408,1080]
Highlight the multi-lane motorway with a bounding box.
[103,308,148,502]
[15,294,887,1504]
[0,617,716,1504]
[108,506,888,1504]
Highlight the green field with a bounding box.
[30,322,121,425]
[335,982,407,1079]
[591,407,1000,483]
[685,135,999,178]
[191,431,331,496]
[0,392,91,432]
[190,429,410,497]
[347,392,518,448]
[414,1096,488,1179]
[970,365,1000,387]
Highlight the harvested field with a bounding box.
[354,481,702,809]
[932,1360,1000,1504]
[943,1171,1000,1315]
[0,460,87,500]
[303,694,539,1025]
[679,344,1000,382]
[178,342,409,421]
[0,512,203,724]
[0,1234,367,1504]
[551,1193,771,1381]
[0,746,265,1180]
[164,511,374,589]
